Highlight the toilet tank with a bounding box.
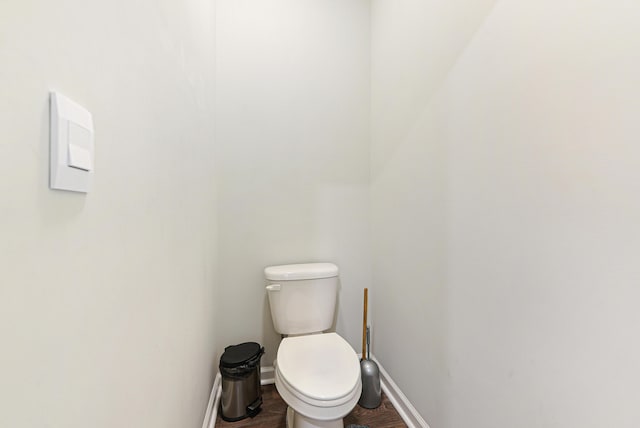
[264,263,339,335]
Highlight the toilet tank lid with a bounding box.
[264,263,338,281]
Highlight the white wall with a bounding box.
[371,1,640,427]
[0,1,218,427]
[215,0,371,364]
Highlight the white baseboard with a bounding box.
[202,358,428,428]
[201,373,221,428]
[261,365,275,385]
[370,354,430,428]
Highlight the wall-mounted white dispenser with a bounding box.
[50,92,94,193]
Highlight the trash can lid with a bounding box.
[220,342,263,368]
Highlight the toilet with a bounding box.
[265,263,362,428]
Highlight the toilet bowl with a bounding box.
[264,263,361,428]
[275,333,362,428]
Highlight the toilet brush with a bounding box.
[358,288,381,409]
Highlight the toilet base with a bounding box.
[287,406,343,428]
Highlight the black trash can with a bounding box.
[219,342,265,422]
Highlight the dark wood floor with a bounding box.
[216,384,407,428]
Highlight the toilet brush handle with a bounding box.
[362,288,368,359]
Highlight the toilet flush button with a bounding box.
[67,122,93,171]
[50,91,94,193]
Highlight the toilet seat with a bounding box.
[275,333,362,421]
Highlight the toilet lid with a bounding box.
[277,333,360,402]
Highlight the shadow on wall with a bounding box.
[332,277,342,335]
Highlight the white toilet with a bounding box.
[265,263,362,428]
